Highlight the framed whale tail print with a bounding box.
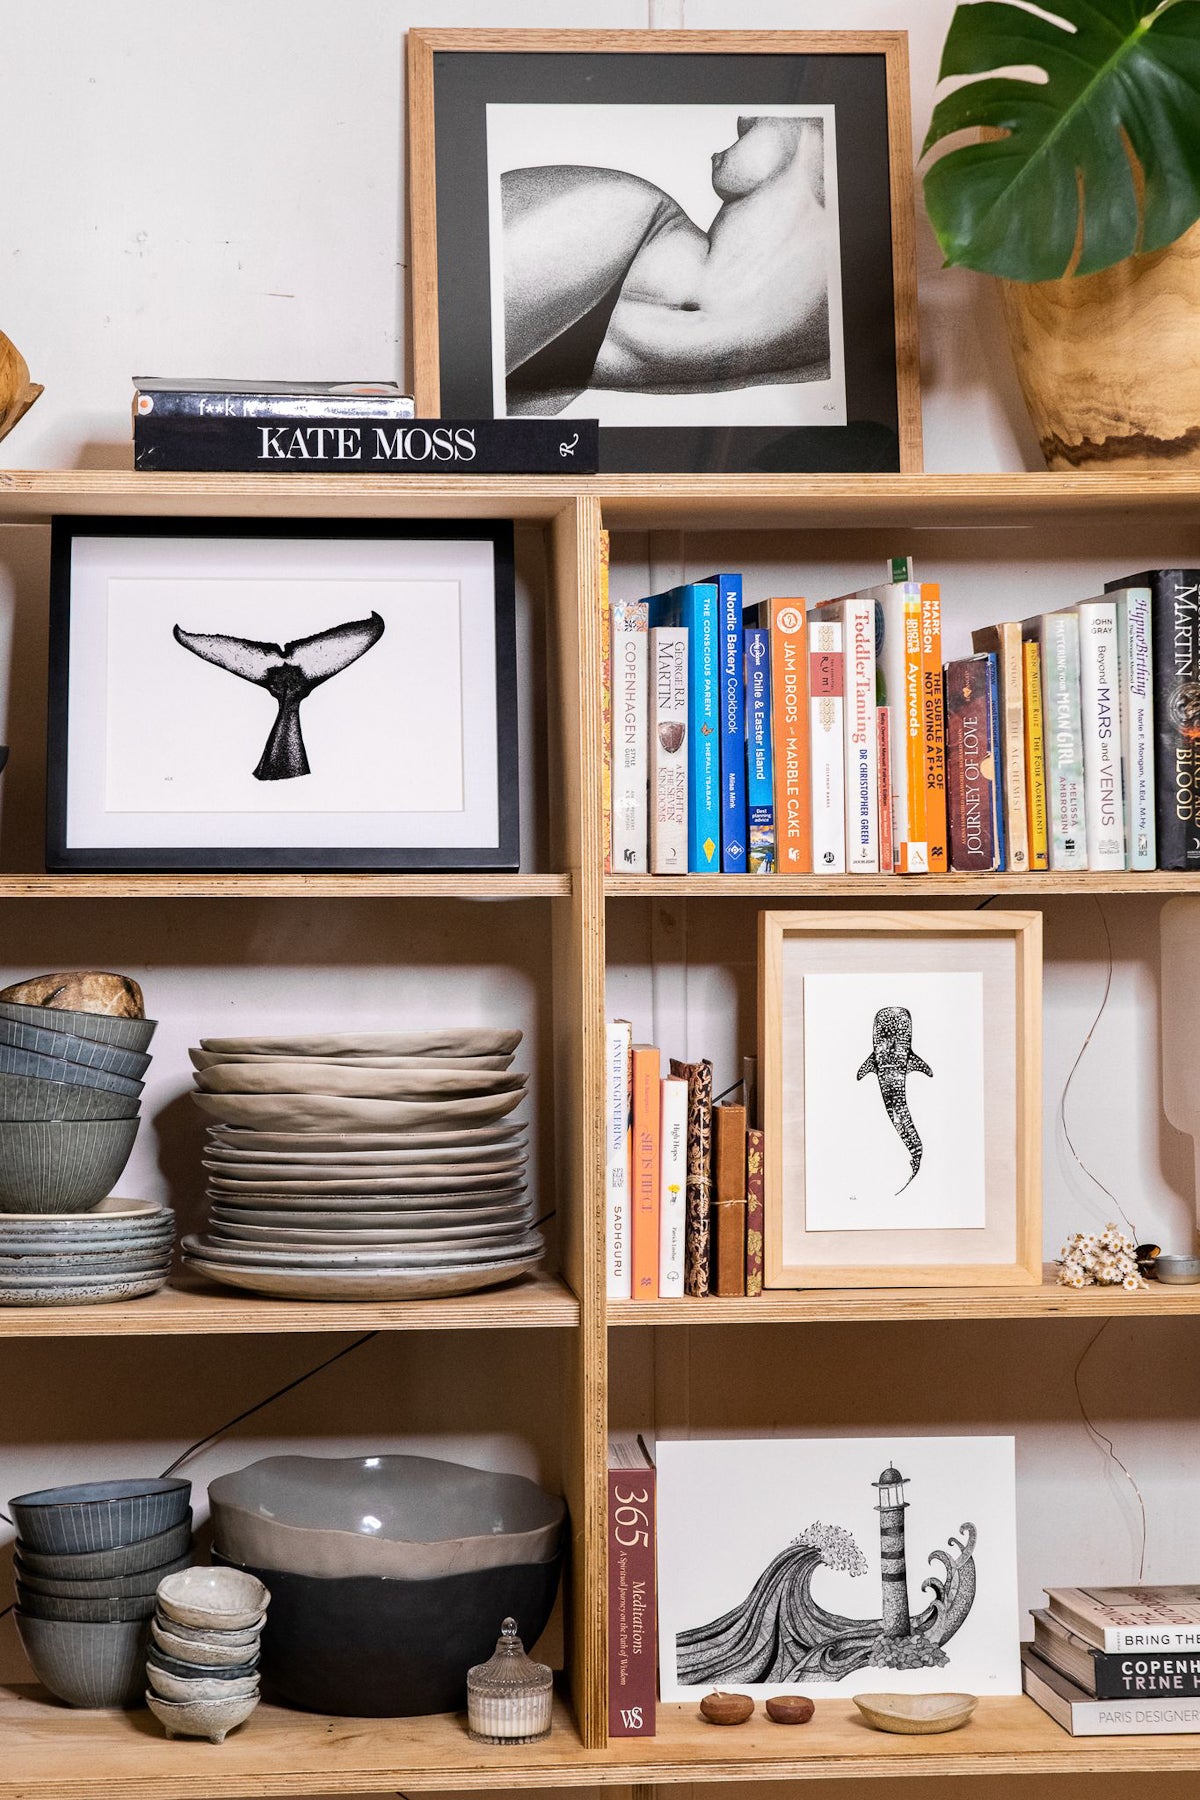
[408,29,921,476]
[758,910,1042,1289]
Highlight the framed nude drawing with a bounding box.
[408,30,922,474]
[759,910,1042,1288]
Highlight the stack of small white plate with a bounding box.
[180,1031,542,1300]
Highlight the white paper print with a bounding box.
[657,1435,1021,1702]
[803,971,987,1233]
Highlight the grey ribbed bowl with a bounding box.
[16,1514,193,1579]
[0,1018,150,1079]
[0,1118,140,1211]
[15,1586,158,1623]
[10,1477,191,1553]
[0,1045,143,1096]
[0,1002,156,1053]
[15,1611,150,1707]
[0,1075,140,1122]
[14,1551,191,1599]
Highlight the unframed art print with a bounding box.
[409,30,921,474]
[46,518,518,871]
[657,1436,1022,1702]
[759,911,1042,1288]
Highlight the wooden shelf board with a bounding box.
[7,469,1200,529]
[609,1267,1196,1325]
[607,871,1199,898]
[0,873,569,900]
[0,1689,1197,1795]
[0,1269,578,1337]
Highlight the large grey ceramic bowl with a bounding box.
[0,1074,140,1122]
[221,1551,561,1717]
[15,1611,150,1707]
[0,1118,140,1211]
[209,1454,566,1580]
[14,1549,191,1599]
[0,1018,150,1080]
[10,1477,191,1553]
[0,1001,157,1053]
[15,1514,193,1579]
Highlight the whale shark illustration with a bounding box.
[855,1005,933,1193]
[173,612,385,782]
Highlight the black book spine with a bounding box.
[133,415,600,475]
[1107,568,1200,869]
[1093,1649,1200,1700]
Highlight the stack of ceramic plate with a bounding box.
[0,1197,175,1305]
[180,1030,543,1299]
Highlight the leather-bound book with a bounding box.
[669,1057,712,1297]
[745,1126,765,1297]
[712,1102,747,1298]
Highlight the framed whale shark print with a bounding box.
[46,517,518,871]
[759,910,1042,1289]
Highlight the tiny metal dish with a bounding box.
[852,1693,977,1735]
[1151,1254,1200,1285]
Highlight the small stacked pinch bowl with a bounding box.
[146,1565,270,1742]
[12,1477,192,1706]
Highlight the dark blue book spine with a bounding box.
[649,583,720,872]
[712,574,746,873]
[983,650,1007,871]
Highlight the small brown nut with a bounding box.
[700,1690,755,1725]
[766,1695,814,1725]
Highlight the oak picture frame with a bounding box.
[759,909,1042,1289]
[407,28,922,475]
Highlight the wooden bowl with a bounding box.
[852,1692,977,1735]
[0,332,43,445]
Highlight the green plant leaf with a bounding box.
[922,0,1200,281]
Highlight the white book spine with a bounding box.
[1040,611,1088,871]
[1104,1625,1200,1653]
[809,619,846,874]
[649,626,688,875]
[611,603,648,874]
[605,1019,632,1299]
[657,1076,688,1296]
[842,597,879,871]
[1078,600,1126,871]
[1116,586,1156,870]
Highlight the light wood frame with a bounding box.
[759,909,1043,1290]
[407,28,923,474]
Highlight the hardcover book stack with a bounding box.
[604,1024,761,1301]
[602,545,1200,876]
[1023,1585,1200,1735]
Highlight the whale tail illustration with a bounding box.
[174,612,385,781]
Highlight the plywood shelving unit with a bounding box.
[2,469,1200,1791]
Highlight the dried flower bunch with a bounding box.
[1057,1225,1144,1292]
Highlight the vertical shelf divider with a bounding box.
[547,495,608,1747]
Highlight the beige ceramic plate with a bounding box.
[206,1123,526,1154]
[182,1248,543,1300]
[193,1090,525,1132]
[199,1030,521,1058]
[190,1050,514,1072]
[206,1216,534,1249]
[852,1694,978,1735]
[196,1063,527,1101]
[205,1184,528,1213]
[210,1202,533,1231]
[0,1195,164,1222]
[203,1151,526,1178]
[205,1166,526,1194]
[182,1231,543,1269]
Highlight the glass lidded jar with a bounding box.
[466,1617,554,1744]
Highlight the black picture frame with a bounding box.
[409,30,922,476]
[46,516,519,873]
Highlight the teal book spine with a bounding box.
[648,583,719,871]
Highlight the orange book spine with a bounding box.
[770,600,811,873]
[630,1045,660,1299]
[599,530,612,874]
[920,583,948,873]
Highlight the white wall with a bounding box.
[0,9,1191,1800]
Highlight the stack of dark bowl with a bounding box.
[11,1477,193,1706]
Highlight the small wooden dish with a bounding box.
[0,332,43,446]
[852,1692,977,1735]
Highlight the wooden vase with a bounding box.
[999,217,1200,469]
[0,331,43,446]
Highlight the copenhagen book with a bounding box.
[1022,1646,1200,1735]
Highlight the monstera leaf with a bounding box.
[923,0,1200,281]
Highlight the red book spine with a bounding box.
[630,1045,660,1299]
[607,1466,656,1736]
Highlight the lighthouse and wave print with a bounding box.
[656,1437,1021,1701]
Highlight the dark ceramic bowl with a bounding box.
[10,1477,191,1553]
[14,1549,191,1599]
[15,1585,158,1623]
[0,1019,150,1080]
[219,1551,562,1716]
[0,1001,157,1054]
[146,1647,261,1681]
[0,1073,140,1122]
[16,1515,193,1580]
[0,1116,141,1212]
[0,1045,143,1096]
[15,1611,150,1708]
